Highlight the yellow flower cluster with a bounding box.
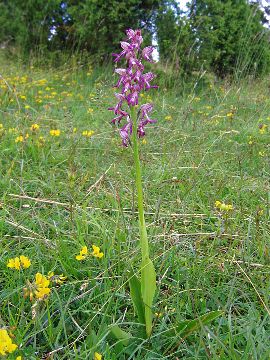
[30,123,40,131]
[259,124,267,134]
[82,130,95,137]
[215,201,233,211]
[7,255,31,270]
[0,329,17,356]
[34,273,51,299]
[50,129,61,136]
[24,273,51,301]
[76,245,88,260]
[47,271,67,285]
[92,245,104,259]
[165,115,172,121]
[15,135,23,143]
[76,245,104,261]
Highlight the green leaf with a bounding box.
[110,325,132,347]
[166,310,223,338]
[128,270,145,325]
[141,257,156,337]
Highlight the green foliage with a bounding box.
[110,325,132,347]
[0,0,62,53]
[0,59,270,358]
[165,311,223,339]
[190,0,270,78]
[141,257,156,337]
[0,0,269,77]
[0,0,162,61]
[66,0,160,61]
[156,0,270,79]
[128,270,145,325]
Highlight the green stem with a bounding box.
[130,106,149,261]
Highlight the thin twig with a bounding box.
[85,163,113,196]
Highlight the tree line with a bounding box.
[0,0,269,78]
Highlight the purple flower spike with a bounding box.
[109,29,158,146]
[142,46,155,62]
[120,121,132,147]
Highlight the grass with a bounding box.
[0,56,270,359]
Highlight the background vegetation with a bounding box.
[0,0,270,79]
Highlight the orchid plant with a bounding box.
[109,29,157,338]
[108,29,223,351]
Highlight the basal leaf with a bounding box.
[110,325,132,347]
[166,310,223,338]
[141,257,156,337]
[128,270,145,325]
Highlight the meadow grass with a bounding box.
[0,57,270,359]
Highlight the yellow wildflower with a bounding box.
[35,272,50,287]
[19,255,31,268]
[94,352,102,360]
[226,112,233,118]
[50,129,61,136]
[30,123,40,131]
[258,209,264,216]
[76,246,88,261]
[73,127,77,133]
[215,201,233,211]
[87,107,94,114]
[92,245,104,259]
[35,286,51,300]
[16,356,22,360]
[259,151,265,157]
[7,257,20,270]
[20,95,26,100]
[24,272,51,301]
[47,271,67,285]
[7,255,31,270]
[82,130,95,137]
[142,138,147,144]
[24,105,30,110]
[0,329,17,356]
[34,273,51,300]
[165,115,172,121]
[259,124,267,134]
[15,135,24,143]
